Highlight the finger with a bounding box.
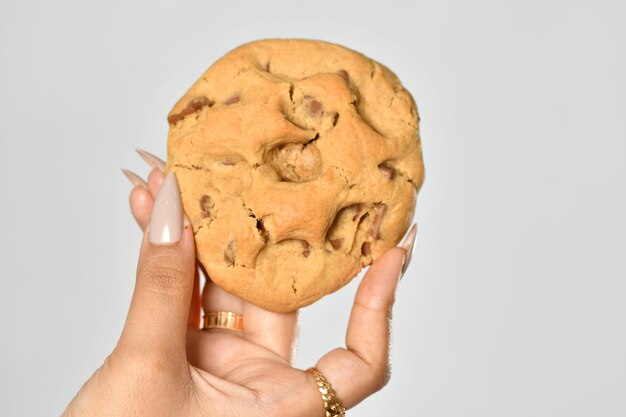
[122,168,148,189]
[145,167,200,328]
[188,268,202,328]
[133,174,201,329]
[202,279,245,315]
[135,147,165,197]
[201,280,246,341]
[148,168,165,199]
[136,148,166,172]
[119,173,195,359]
[127,169,167,232]
[202,279,298,362]
[126,164,201,328]
[244,302,298,362]
[129,185,154,230]
[314,247,406,409]
[122,168,152,229]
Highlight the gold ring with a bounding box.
[306,367,346,417]
[203,311,244,332]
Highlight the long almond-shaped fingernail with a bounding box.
[149,172,183,245]
[121,168,148,189]
[399,223,417,276]
[136,148,166,172]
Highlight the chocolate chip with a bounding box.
[224,240,236,265]
[330,238,344,250]
[352,203,363,221]
[309,100,322,115]
[224,95,240,105]
[361,241,372,256]
[301,240,311,257]
[221,159,236,166]
[378,164,395,179]
[199,195,214,218]
[304,95,322,116]
[167,96,213,125]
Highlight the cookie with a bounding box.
[166,39,424,312]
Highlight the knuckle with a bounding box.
[367,360,391,392]
[138,253,192,294]
[377,365,392,391]
[343,346,392,394]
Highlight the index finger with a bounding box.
[314,246,407,408]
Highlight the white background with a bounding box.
[1,1,625,416]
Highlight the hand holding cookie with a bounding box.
[63,153,416,416]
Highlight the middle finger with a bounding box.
[202,278,298,362]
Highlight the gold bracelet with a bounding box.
[306,367,346,417]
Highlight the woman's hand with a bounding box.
[63,150,415,417]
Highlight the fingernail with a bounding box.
[149,172,183,245]
[399,223,417,277]
[121,168,148,189]
[136,148,166,172]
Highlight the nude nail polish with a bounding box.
[149,172,183,245]
[121,168,148,189]
[136,148,166,172]
[399,223,417,277]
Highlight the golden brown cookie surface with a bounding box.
[166,39,424,312]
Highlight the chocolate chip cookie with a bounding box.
[166,39,424,312]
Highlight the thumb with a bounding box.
[118,172,196,359]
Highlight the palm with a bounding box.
[188,327,304,387]
[186,316,292,379]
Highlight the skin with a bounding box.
[63,168,407,417]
